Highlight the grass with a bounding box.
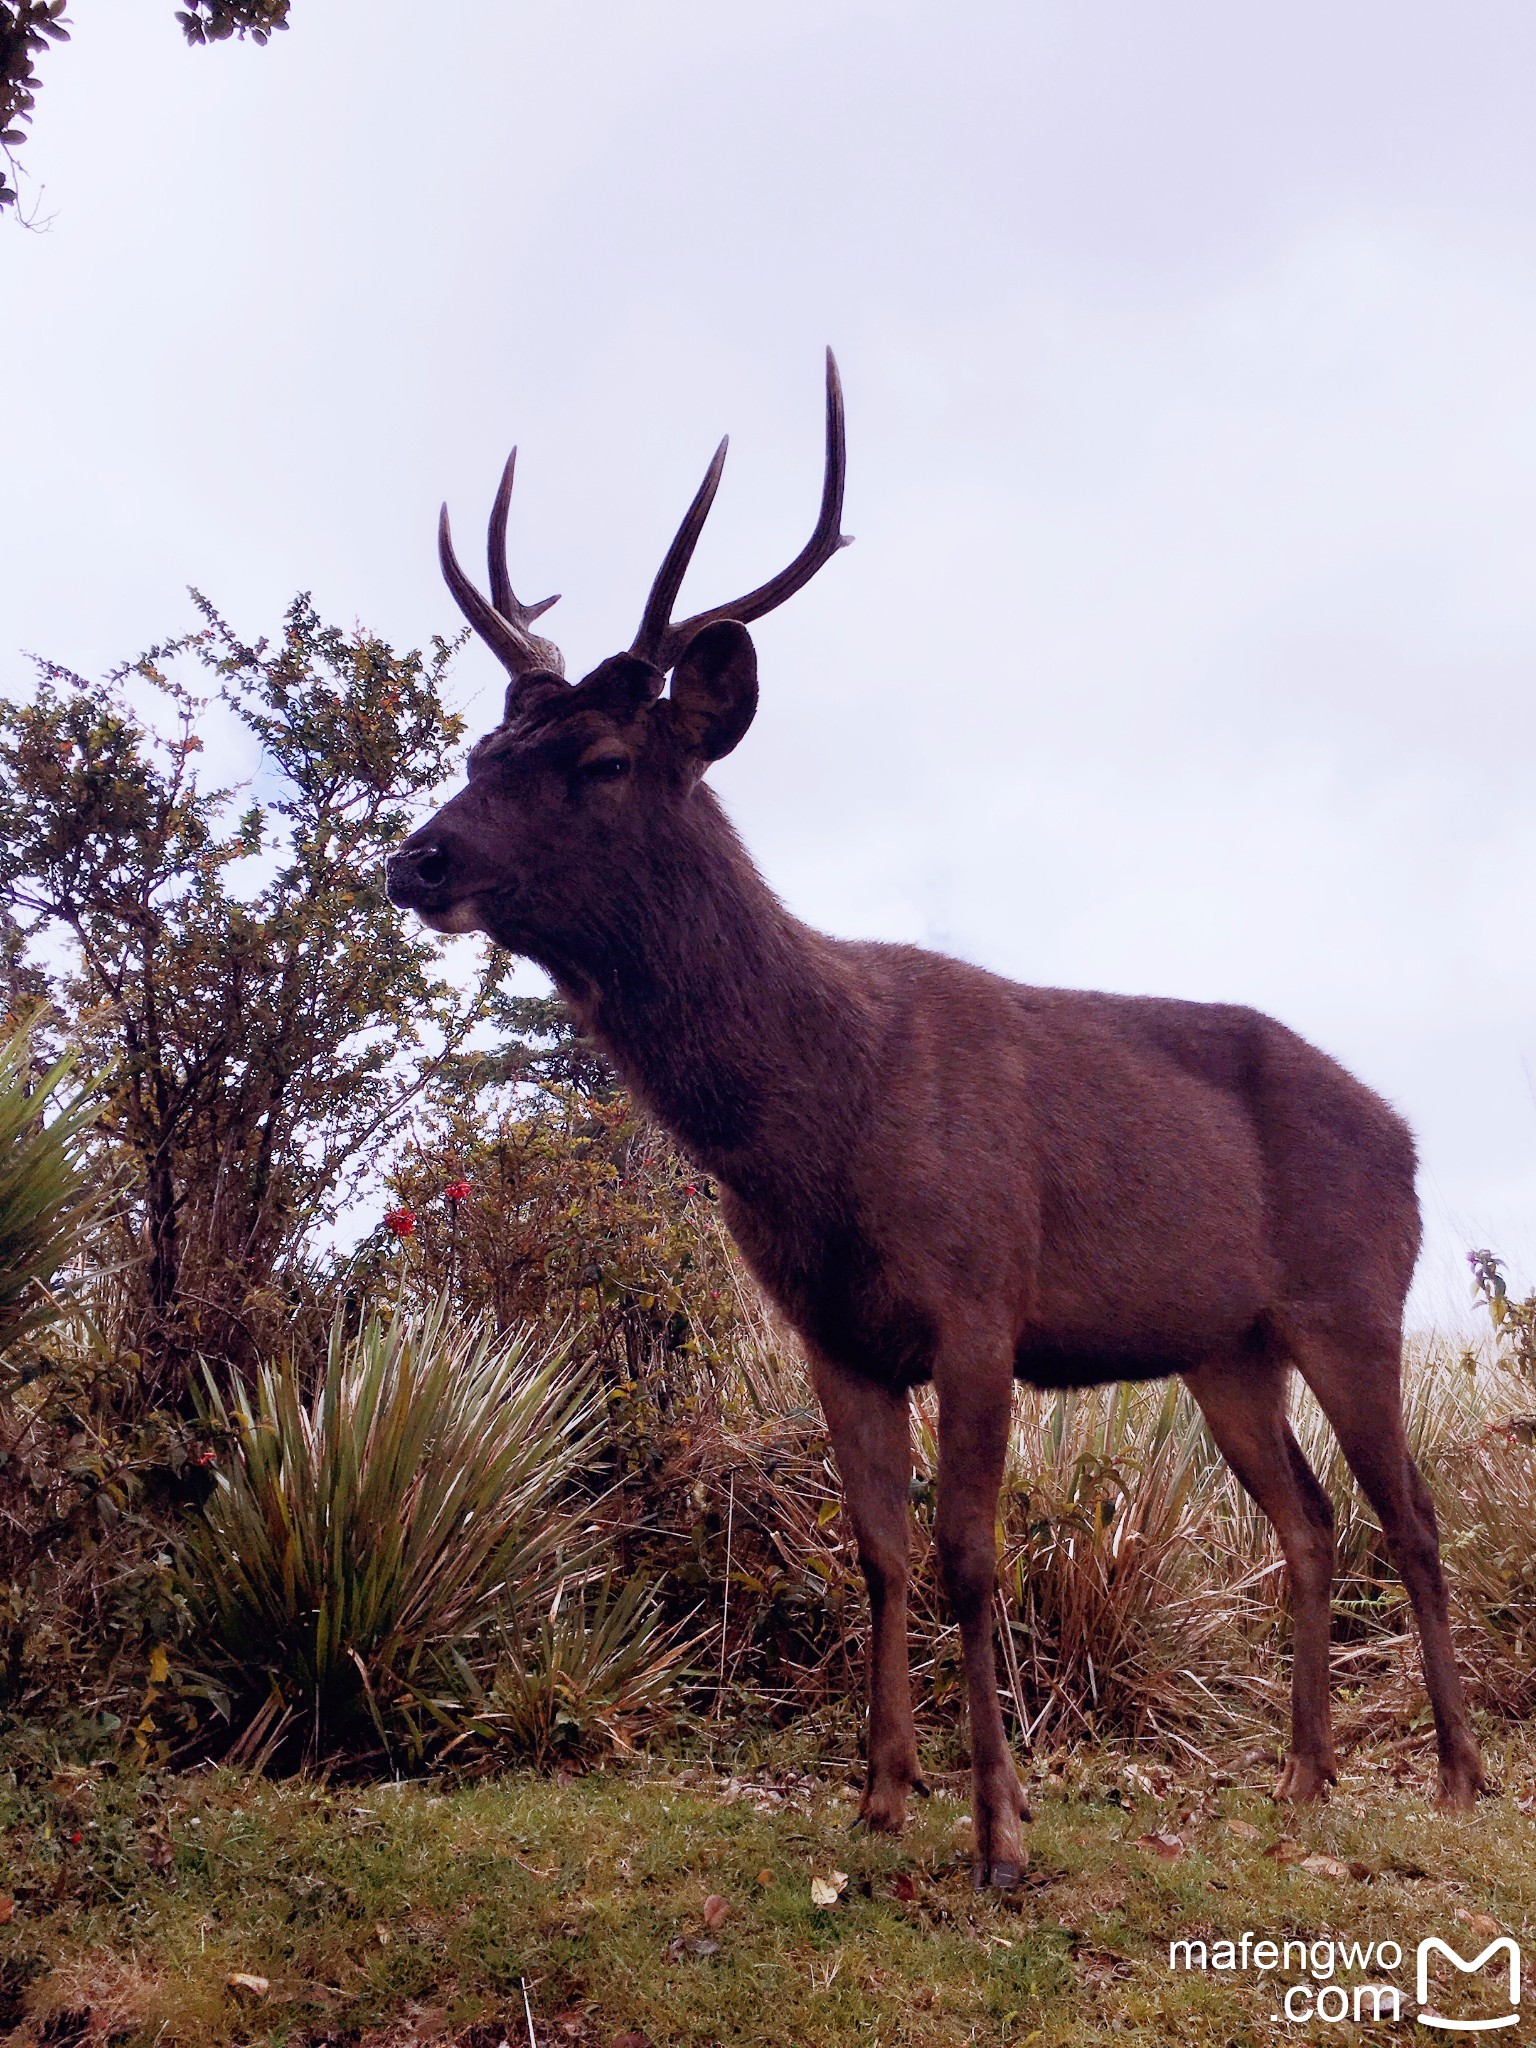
[5,1723,1536,2047]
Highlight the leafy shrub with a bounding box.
[0,1028,195,1746]
[0,597,498,1396]
[0,1323,202,1751]
[387,1086,740,1376]
[1469,1248,1536,1387]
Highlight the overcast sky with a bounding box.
[6,0,1536,1325]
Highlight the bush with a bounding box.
[0,1025,191,1745]
[0,1313,202,1751]
[0,598,497,1397]
[385,1086,741,1376]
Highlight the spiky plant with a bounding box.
[467,1574,693,1768]
[184,1302,611,1763]
[988,1380,1267,1753]
[0,1019,101,1357]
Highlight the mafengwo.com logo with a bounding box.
[1167,1927,1522,2029]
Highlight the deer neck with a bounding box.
[542,791,875,1190]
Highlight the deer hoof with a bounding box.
[1273,1756,1333,1804]
[858,1786,910,1833]
[1435,1757,1485,1812]
[973,1857,1026,1891]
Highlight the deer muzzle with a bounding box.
[385,843,486,932]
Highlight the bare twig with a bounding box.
[715,1467,736,1718]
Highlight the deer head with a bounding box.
[385,352,851,974]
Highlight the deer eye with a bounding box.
[578,753,629,781]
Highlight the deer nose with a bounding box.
[386,842,453,903]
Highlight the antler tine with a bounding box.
[632,347,852,674]
[487,448,561,632]
[439,453,565,682]
[630,436,730,669]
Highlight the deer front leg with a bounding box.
[812,1358,925,1831]
[935,1349,1029,1889]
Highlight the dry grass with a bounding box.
[620,1327,1536,1766]
[988,1380,1273,1754]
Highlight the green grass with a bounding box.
[5,1725,1536,2046]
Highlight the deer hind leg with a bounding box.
[1184,1356,1338,1802]
[1292,1328,1484,1811]
[933,1347,1029,1890]
[811,1357,925,1831]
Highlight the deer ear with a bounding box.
[669,620,759,762]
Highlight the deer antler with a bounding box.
[631,347,852,673]
[439,448,565,679]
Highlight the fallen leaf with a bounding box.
[892,1873,917,1902]
[1457,1910,1501,1939]
[701,1894,730,1930]
[1225,1818,1262,1840]
[667,1932,719,1959]
[1265,1837,1307,1864]
[755,1868,774,1887]
[375,1922,391,1945]
[810,1870,849,1908]
[1078,1949,1135,1986]
[227,1973,269,1998]
[1137,1831,1184,1859]
[0,1897,13,1925]
[610,2034,650,2048]
[1123,1763,1172,1798]
[1300,1854,1352,1880]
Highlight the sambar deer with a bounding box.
[387,354,1484,1885]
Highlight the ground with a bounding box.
[3,1725,1535,2047]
